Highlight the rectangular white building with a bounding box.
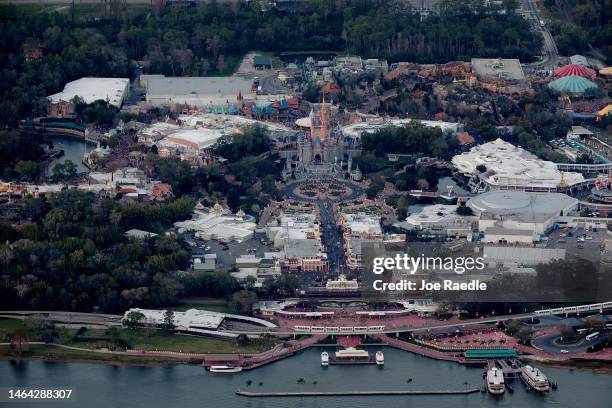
[49,77,130,108]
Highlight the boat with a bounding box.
[208,365,243,373]
[375,351,384,366]
[520,365,550,392]
[321,351,329,366]
[486,367,505,395]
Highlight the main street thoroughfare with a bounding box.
[318,201,343,274]
[283,179,366,274]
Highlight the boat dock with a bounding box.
[329,356,378,365]
[236,388,481,397]
[497,359,521,378]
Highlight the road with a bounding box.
[2,307,611,337]
[521,0,561,69]
[0,311,122,328]
[318,201,343,273]
[531,333,603,353]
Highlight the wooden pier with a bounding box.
[236,388,481,397]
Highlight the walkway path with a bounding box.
[372,334,466,363]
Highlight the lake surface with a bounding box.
[1,347,610,407]
[46,135,94,174]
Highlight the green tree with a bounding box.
[230,290,258,314]
[456,204,474,216]
[125,311,145,329]
[14,160,39,181]
[162,310,175,332]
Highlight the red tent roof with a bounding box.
[554,64,596,79]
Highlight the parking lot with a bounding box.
[546,224,607,260]
[182,231,278,270]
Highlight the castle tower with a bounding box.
[237,91,244,109]
[309,96,331,144]
[319,95,330,142]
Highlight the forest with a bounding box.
[543,0,610,60]
[0,190,196,312]
[0,0,541,127]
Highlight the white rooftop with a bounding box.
[89,167,146,185]
[452,138,584,188]
[125,229,158,239]
[146,76,253,98]
[123,308,277,330]
[123,308,225,330]
[483,246,566,265]
[175,208,256,241]
[342,213,382,235]
[404,204,463,227]
[49,77,129,107]
[161,128,226,150]
[467,191,578,222]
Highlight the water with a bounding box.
[47,135,94,175]
[1,348,610,407]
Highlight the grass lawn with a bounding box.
[169,298,233,314]
[0,318,83,344]
[0,344,177,365]
[0,317,42,342]
[68,327,274,354]
[1,317,277,363]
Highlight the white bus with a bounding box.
[585,332,600,341]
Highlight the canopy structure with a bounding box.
[548,75,597,94]
[599,67,612,76]
[553,63,596,79]
[597,105,612,117]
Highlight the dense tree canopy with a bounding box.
[361,123,459,160]
[0,130,46,180]
[0,190,196,312]
[545,0,610,60]
[0,0,541,127]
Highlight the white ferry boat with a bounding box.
[208,365,243,373]
[520,365,550,392]
[486,367,505,395]
[321,351,329,366]
[375,351,384,366]
[333,347,370,363]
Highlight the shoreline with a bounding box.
[2,343,612,373]
[0,354,178,368]
[520,355,612,374]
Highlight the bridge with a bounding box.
[239,301,612,336]
[2,301,610,337]
[556,163,612,172]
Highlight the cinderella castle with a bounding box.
[282,97,361,180]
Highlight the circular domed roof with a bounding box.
[548,75,597,94]
[554,64,596,79]
[478,192,531,210]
